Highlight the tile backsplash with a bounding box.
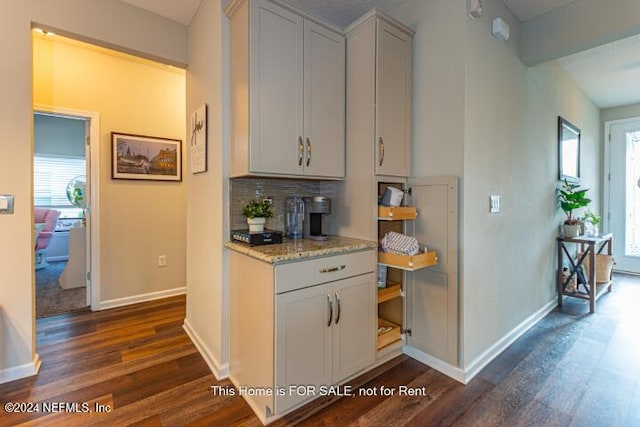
[230,178,339,232]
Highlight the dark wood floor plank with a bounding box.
[274,357,428,426]
[346,369,456,426]
[569,368,637,427]
[406,377,495,427]
[534,335,607,414]
[1,276,638,426]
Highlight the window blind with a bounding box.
[34,155,86,208]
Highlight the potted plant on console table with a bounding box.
[558,179,591,238]
[242,199,273,233]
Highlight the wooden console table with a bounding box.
[556,233,613,313]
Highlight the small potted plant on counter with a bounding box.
[558,179,591,237]
[242,199,273,233]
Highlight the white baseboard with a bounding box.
[462,299,557,383]
[183,319,229,380]
[0,353,41,384]
[98,287,187,310]
[403,346,466,383]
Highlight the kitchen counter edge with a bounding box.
[225,236,377,264]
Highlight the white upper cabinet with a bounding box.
[376,20,412,177]
[227,0,345,179]
[303,21,346,178]
[345,10,413,178]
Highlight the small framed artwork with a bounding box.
[111,132,182,181]
[558,116,581,183]
[190,103,208,174]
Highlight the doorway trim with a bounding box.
[604,116,640,274]
[34,104,101,310]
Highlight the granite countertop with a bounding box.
[225,236,377,264]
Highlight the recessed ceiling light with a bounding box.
[34,28,55,36]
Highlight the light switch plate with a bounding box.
[490,195,501,213]
[0,194,14,214]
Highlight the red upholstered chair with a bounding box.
[34,207,60,269]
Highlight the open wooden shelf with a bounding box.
[377,318,401,350]
[377,283,402,304]
[378,206,417,221]
[562,281,612,301]
[378,251,438,271]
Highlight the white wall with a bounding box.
[390,0,601,373]
[184,0,230,378]
[0,0,187,382]
[390,0,466,178]
[463,0,601,367]
[34,114,85,157]
[33,35,187,304]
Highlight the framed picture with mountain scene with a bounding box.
[111,132,182,181]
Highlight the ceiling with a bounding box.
[119,0,639,109]
[501,0,579,21]
[557,33,640,108]
[117,0,580,26]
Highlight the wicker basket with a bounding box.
[580,254,615,283]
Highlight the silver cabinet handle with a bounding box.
[319,265,346,273]
[379,137,385,167]
[327,294,333,327]
[306,137,311,167]
[334,292,341,325]
[298,136,304,166]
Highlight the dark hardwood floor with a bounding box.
[1,274,639,426]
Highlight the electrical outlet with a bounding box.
[263,197,273,206]
[158,255,167,267]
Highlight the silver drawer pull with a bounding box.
[319,265,346,273]
[298,136,304,166]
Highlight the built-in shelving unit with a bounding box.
[378,251,438,271]
[377,283,402,303]
[378,206,417,221]
[376,182,437,351]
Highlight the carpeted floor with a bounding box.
[36,261,88,318]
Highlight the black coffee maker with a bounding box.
[303,196,331,241]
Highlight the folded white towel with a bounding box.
[381,231,420,256]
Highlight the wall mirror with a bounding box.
[558,116,581,183]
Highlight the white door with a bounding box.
[608,119,640,273]
[406,176,459,367]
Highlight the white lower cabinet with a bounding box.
[229,249,375,424]
[275,273,375,413]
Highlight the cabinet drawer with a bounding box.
[275,250,375,294]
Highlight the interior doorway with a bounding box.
[606,118,640,274]
[33,106,100,316]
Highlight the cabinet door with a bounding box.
[332,273,376,383]
[250,0,304,175]
[303,20,345,178]
[406,177,459,366]
[375,20,412,177]
[275,283,333,413]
